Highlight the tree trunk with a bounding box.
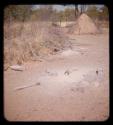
[75,5,79,19]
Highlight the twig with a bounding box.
[14,82,40,91]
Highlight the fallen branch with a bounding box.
[14,82,40,91]
[10,65,24,71]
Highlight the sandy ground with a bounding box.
[4,33,109,121]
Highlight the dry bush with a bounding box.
[4,21,69,67]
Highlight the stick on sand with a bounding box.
[14,82,40,91]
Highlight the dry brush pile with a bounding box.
[4,22,70,67]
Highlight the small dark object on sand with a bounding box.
[64,70,70,75]
[53,48,59,52]
[96,70,98,75]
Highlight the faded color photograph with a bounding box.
[4,5,109,121]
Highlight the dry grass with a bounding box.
[4,17,108,68]
[4,21,69,67]
[95,20,109,28]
